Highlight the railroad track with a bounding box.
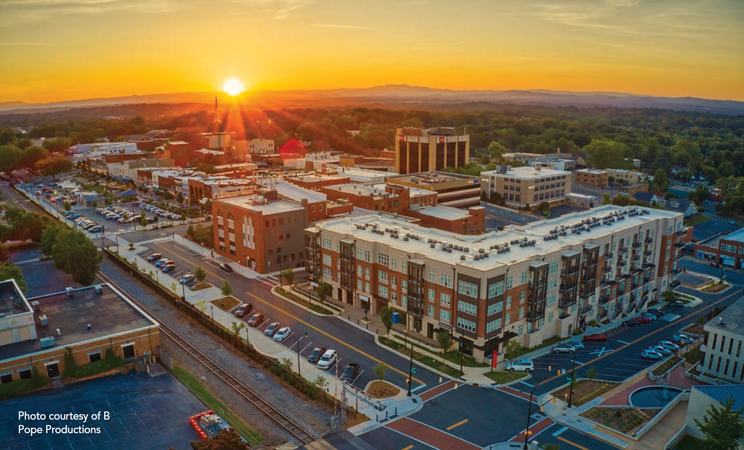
[97,271,332,448]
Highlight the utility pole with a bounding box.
[523,385,537,450]
[567,351,577,408]
[407,344,414,397]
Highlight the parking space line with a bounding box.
[446,419,468,430]
[602,367,638,373]
[352,370,364,385]
[553,426,568,437]
[300,342,314,355]
[617,340,629,344]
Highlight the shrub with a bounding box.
[63,347,78,379]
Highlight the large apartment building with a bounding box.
[394,128,470,174]
[481,166,571,209]
[386,172,481,209]
[305,205,684,362]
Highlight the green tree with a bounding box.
[480,154,491,165]
[693,395,744,450]
[40,225,64,255]
[505,340,523,360]
[0,144,23,173]
[42,137,71,153]
[62,347,79,378]
[602,193,611,205]
[662,290,677,302]
[36,155,73,180]
[0,244,9,264]
[281,268,294,287]
[221,281,233,297]
[587,365,597,381]
[584,139,632,170]
[374,363,388,381]
[230,321,246,337]
[543,444,561,450]
[19,146,50,170]
[0,263,27,292]
[376,306,393,336]
[194,266,207,282]
[315,281,331,304]
[313,375,329,390]
[176,192,184,203]
[487,141,509,162]
[139,211,148,227]
[49,228,103,285]
[653,168,669,191]
[63,200,72,211]
[436,330,452,363]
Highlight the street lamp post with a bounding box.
[523,385,538,450]
[181,277,187,301]
[407,343,414,397]
[567,351,577,408]
[115,234,119,253]
[297,332,308,377]
[100,226,105,250]
[210,305,214,321]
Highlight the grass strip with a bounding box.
[172,366,262,445]
[379,337,463,378]
[484,371,528,384]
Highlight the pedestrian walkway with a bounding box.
[509,417,554,443]
[384,417,481,450]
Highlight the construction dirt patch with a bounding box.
[367,381,400,399]
[582,406,660,435]
[211,296,240,312]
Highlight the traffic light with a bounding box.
[406,378,410,385]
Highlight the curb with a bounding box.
[269,286,340,318]
[373,335,459,383]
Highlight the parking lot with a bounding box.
[521,309,694,395]
[0,372,205,450]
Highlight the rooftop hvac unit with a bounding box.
[39,336,55,348]
[460,255,466,261]
[31,301,40,311]
[404,237,409,241]
[65,287,74,297]
[94,285,103,294]
[430,244,435,248]
[39,315,48,327]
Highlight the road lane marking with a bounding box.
[402,446,413,450]
[446,419,468,431]
[617,340,629,344]
[553,426,568,436]
[155,241,426,384]
[520,381,533,387]
[557,436,591,450]
[411,384,427,393]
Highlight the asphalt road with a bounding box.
[141,240,443,394]
[678,256,744,286]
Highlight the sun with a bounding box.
[223,78,245,96]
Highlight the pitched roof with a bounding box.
[633,192,656,203]
[665,198,694,213]
[115,189,137,198]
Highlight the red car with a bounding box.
[583,333,608,342]
[635,316,651,324]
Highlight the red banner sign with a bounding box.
[492,350,498,369]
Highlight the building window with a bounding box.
[323,255,332,266]
[323,267,332,279]
[441,273,452,288]
[365,268,370,279]
[428,270,435,282]
[391,292,397,305]
[428,305,434,318]
[519,307,525,319]
[391,259,398,270]
[487,301,503,316]
[357,280,362,290]
[364,251,371,262]
[378,270,388,283]
[457,301,477,315]
[458,280,478,297]
[521,271,528,284]
[18,368,31,380]
[506,276,513,289]
[506,296,512,309]
[392,277,397,287]
[365,282,370,293]
[548,312,554,323]
[378,253,389,267]
[402,295,407,307]
[402,280,408,290]
[488,281,505,298]
[322,237,332,249]
[378,285,388,298]
[440,310,450,323]
[402,261,408,273]
[428,289,435,301]
[88,351,102,363]
[520,291,526,303]
[357,265,362,276]
[486,318,502,333]
[456,317,476,333]
[505,312,511,325]
[440,293,451,306]
[0,373,12,384]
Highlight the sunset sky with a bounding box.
[0,0,742,103]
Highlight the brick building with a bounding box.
[386,172,481,209]
[395,128,470,174]
[481,166,571,209]
[573,169,609,188]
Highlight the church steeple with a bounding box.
[212,96,221,133]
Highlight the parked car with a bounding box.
[646,309,664,317]
[234,303,253,318]
[317,350,338,370]
[273,327,292,342]
[162,265,176,273]
[180,274,195,284]
[635,316,652,324]
[155,259,173,268]
[264,322,280,337]
[584,333,608,342]
[623,319,641,327]
[640,313,658,321]
[659,341,680,352]
[247,313,265,327]
[147,253,162,262]
[219,263,233,273]
[89,226,102,233]
[729,220,736,225]
[553,344,576,354]
[505,359,534,373]
[641,349,664,360]
[568,341,584,350]
[341,363,361,383]
[649,345,671,355]
[710,262,720,268]
[666,301,684,309]
[673,333,695,344]
[308,346,327,364]
[670,280,681,288]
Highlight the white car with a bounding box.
[505,359,534,372]
[273,327,292,342]
[317,350,338,370]
[640,313,657,321]
[673,333,695,344]
[659,341,680,351]
[641,349,664,360]
[568,341,584,350]
[649,345,671,356]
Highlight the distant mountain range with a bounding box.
[2,85,743,115]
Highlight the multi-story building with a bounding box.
[716,228,744,270]
[213,191,308,273]
[285,174,351,191]
[386,172,481,209]
[605,169,644,184]
[699,296,744,383]
[248,139,275,154]
[106,158,174,181]
[481,166,571,209]
[0,280,159,383]
[305,205,683,362]
[573,169,608,188]
[394,128,470,174]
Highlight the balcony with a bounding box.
[619,258,628,266]
[675,241,685,248]
[646,237,654,244]
[579,305,593,315]
[599,296,609,305]
[559,283,576,293]
[619,247,629,254]
[605,252,614,259]
[644,249,652,256]
[632,241,642,248]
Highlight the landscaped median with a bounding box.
[581,406,659,435]
[651,355,683,377]
[378,337,464,378]
[553,379,618,407]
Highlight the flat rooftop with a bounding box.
[325,184,397,199]
[310,205,682,271]
[387,171,479,186]
[722,227,744,244]
[575,169,607,174]
[482,166,569,180]
[216,195,305,214]
[416,205,470,221]
[372,183,432,198]
[276,181,327,203]
[0,284,157,362]
[0,280,30,317]
[706,296,744,336]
